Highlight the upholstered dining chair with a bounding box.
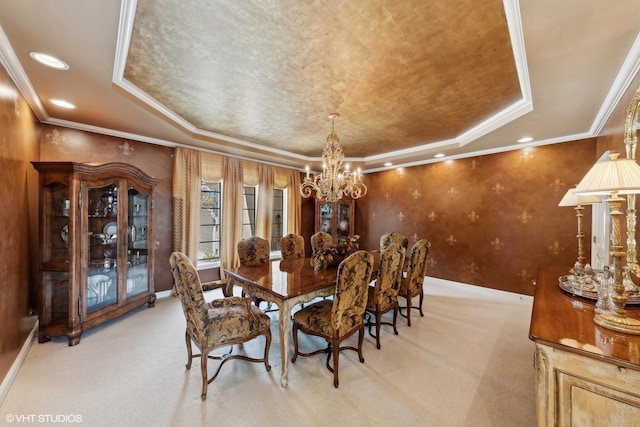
[398,239,431,326]
[169,252,272,401]
[237,236,273,309]
[291,250,374,388]
[310,231,333,255]
[379,231,409,253]
[280,233,305,260]
[365,242,406,349]
[237,236,270,266]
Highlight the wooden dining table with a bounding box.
[224,257,340,388]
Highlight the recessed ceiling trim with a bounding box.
[364,131,594,174]
[112,0,137,83]
[0,24,47,121]
[114,0,534,165]
[455,99,533,146]
[504,0,532,101]
[590,32,640,136]
[44,116,305,172]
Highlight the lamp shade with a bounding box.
[574,153,640,196]
[558,188,601,207]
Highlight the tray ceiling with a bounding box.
[1,0,639,171]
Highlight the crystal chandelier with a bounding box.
[299,113,367,203]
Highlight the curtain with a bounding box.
[287,170,302,234]
[172,147,201,263]
[220,157,244,279]
[173,147,303,280]
[255,164,274,241]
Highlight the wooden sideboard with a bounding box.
[529,266,640,426]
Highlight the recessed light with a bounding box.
[50,99,76,109]
[384,162,393,167]
[29,52,69,70]
[434,153,445,158]
[518,136,533,143]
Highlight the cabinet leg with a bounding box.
[68,333,81,346]
[148,293,157,307]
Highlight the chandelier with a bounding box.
[299,113,367,203]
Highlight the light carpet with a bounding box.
[0,278,536,427]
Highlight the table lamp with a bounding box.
[574,152,640,334]
[558,187,601,268]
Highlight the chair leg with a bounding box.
[405,293,412,327]
[375,312,382,350]
[332,341,340,388]
[291,323,299,363]
[263,329,272,372]
[200,351,208,401]
[418,291,425,317]
[392,305,399,335]
[357,326,365,363]
[185,330,193,370]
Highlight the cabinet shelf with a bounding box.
[33,161,160,346]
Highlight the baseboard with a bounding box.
[0,319,38,406]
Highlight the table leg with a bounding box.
[278,300,293,388]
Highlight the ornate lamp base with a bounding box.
[594,312,640,335]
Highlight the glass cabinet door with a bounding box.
[319,202,333,234]
[41,182,71,328]
[336,202,351,237]
[42,181,71,264]
[86,183,119,313]
[127,187,150,298]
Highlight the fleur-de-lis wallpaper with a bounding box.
[356,140,598,295]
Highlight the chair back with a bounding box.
[372,243,406,306]
[311,232,333,255]
[280,233,305,260]
[238,236,270,266]
[331,250,374,334]
[405,240,431,294]
[380,232,409,253]
[169,252,208,339]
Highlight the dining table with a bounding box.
[224,257,341,388]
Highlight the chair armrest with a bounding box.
[209,296,254,307]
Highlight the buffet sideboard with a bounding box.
[529,266,640,426]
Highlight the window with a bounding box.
[198,181,288,262]
[241,185,257,239]
[271,188,285,251]
[199,180,221,262]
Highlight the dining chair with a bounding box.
[169,252,272,401]
[379,231,409,253]
[237,236,270,266]
[280,233,305,260]
[237,236,273,309]
[291,250,374,388]
[311,231,333,255]
[398,239,431,326]
[365,242,406,349]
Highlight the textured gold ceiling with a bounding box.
[124,0,520,158]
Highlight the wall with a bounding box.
[38,126,174,292]
[356,140,597,295]
[0,65,39,383]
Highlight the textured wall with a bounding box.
[355,140,598,295]
[0,65,40,382]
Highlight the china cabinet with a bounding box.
[32,162,160,345]
[315,198,354,239]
